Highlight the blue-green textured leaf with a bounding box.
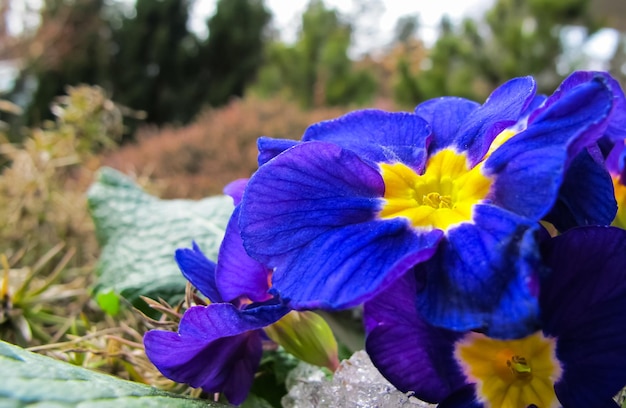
[87,167,233,305]
[0,340,225,407]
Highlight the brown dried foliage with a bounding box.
[103,97,352,199]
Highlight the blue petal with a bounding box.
[175,242,221,303]
[605,142,622,175]
[520,94,547,117]
[544,148,617,231]
[270,219,442,309]
[241,141,385,261]
[457,76,537,165]
[239,141,443,309]
[539,226,626,406]
[486,76,613,220]
[364,272,466,402]
[144,324,262,405]
[216,207,272,304]
[414,97,480,154]
[415,205,541,339]
[531,71,626,142]
[302,109,431,169]
[257,137,299,167]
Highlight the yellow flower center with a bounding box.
[611,175,626,230]
[378,148,492,231]
[455,331,562,408]
[485,128,518,158]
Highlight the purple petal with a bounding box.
[364,272,466,402]
[216,207,272,304]
[177,303,289,342]
[144,302,288,404]
[223,178,248,206]
[415,204,541,339]
[544,148,616,231]
[438,385,483,408]
[302,109,431,169]
[606,141,626,179]
[240,141,443,309]
[486,76,613,220]
[144,326,262,405]
[540,226,626,406]
[175,242,222,303]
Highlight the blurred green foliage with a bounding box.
[108,0,200,125]
[201,0,271,107]
[395,0,604,105]
[6,0,272,131]
[253,0,377,107]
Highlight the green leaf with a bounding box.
[95,290,120,316]
[0,340,225,407]
[87,167,234,305]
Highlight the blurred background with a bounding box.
[2,0,626,198]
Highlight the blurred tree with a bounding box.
[394,16,477,105]
[198,0,272,107]
[319,23,377,106]
[477,0,592,91]
[8,0,274,133]
[8,0,112,126]
[253,0,376,107]
[108,0,199,125]
[394,15,419,44]
[395,0,601,106]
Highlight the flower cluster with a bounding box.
[144,71,626,406]
[143,181,338,405]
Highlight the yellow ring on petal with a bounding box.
[485,128,518,157]
[611,176,626,229]
[454,331,562,408]
[379,148,492,232]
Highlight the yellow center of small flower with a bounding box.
[378,148,492,231]
[611,175,626,229]
[455,331,562,408]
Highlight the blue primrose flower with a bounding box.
[363,226,626,407]
[144,183,290,405]
[542,71,626,231]
[239,71,616,338]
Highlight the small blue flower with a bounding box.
[144,181,289,405]
[239,72,615,337]
[364,226,626,406]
